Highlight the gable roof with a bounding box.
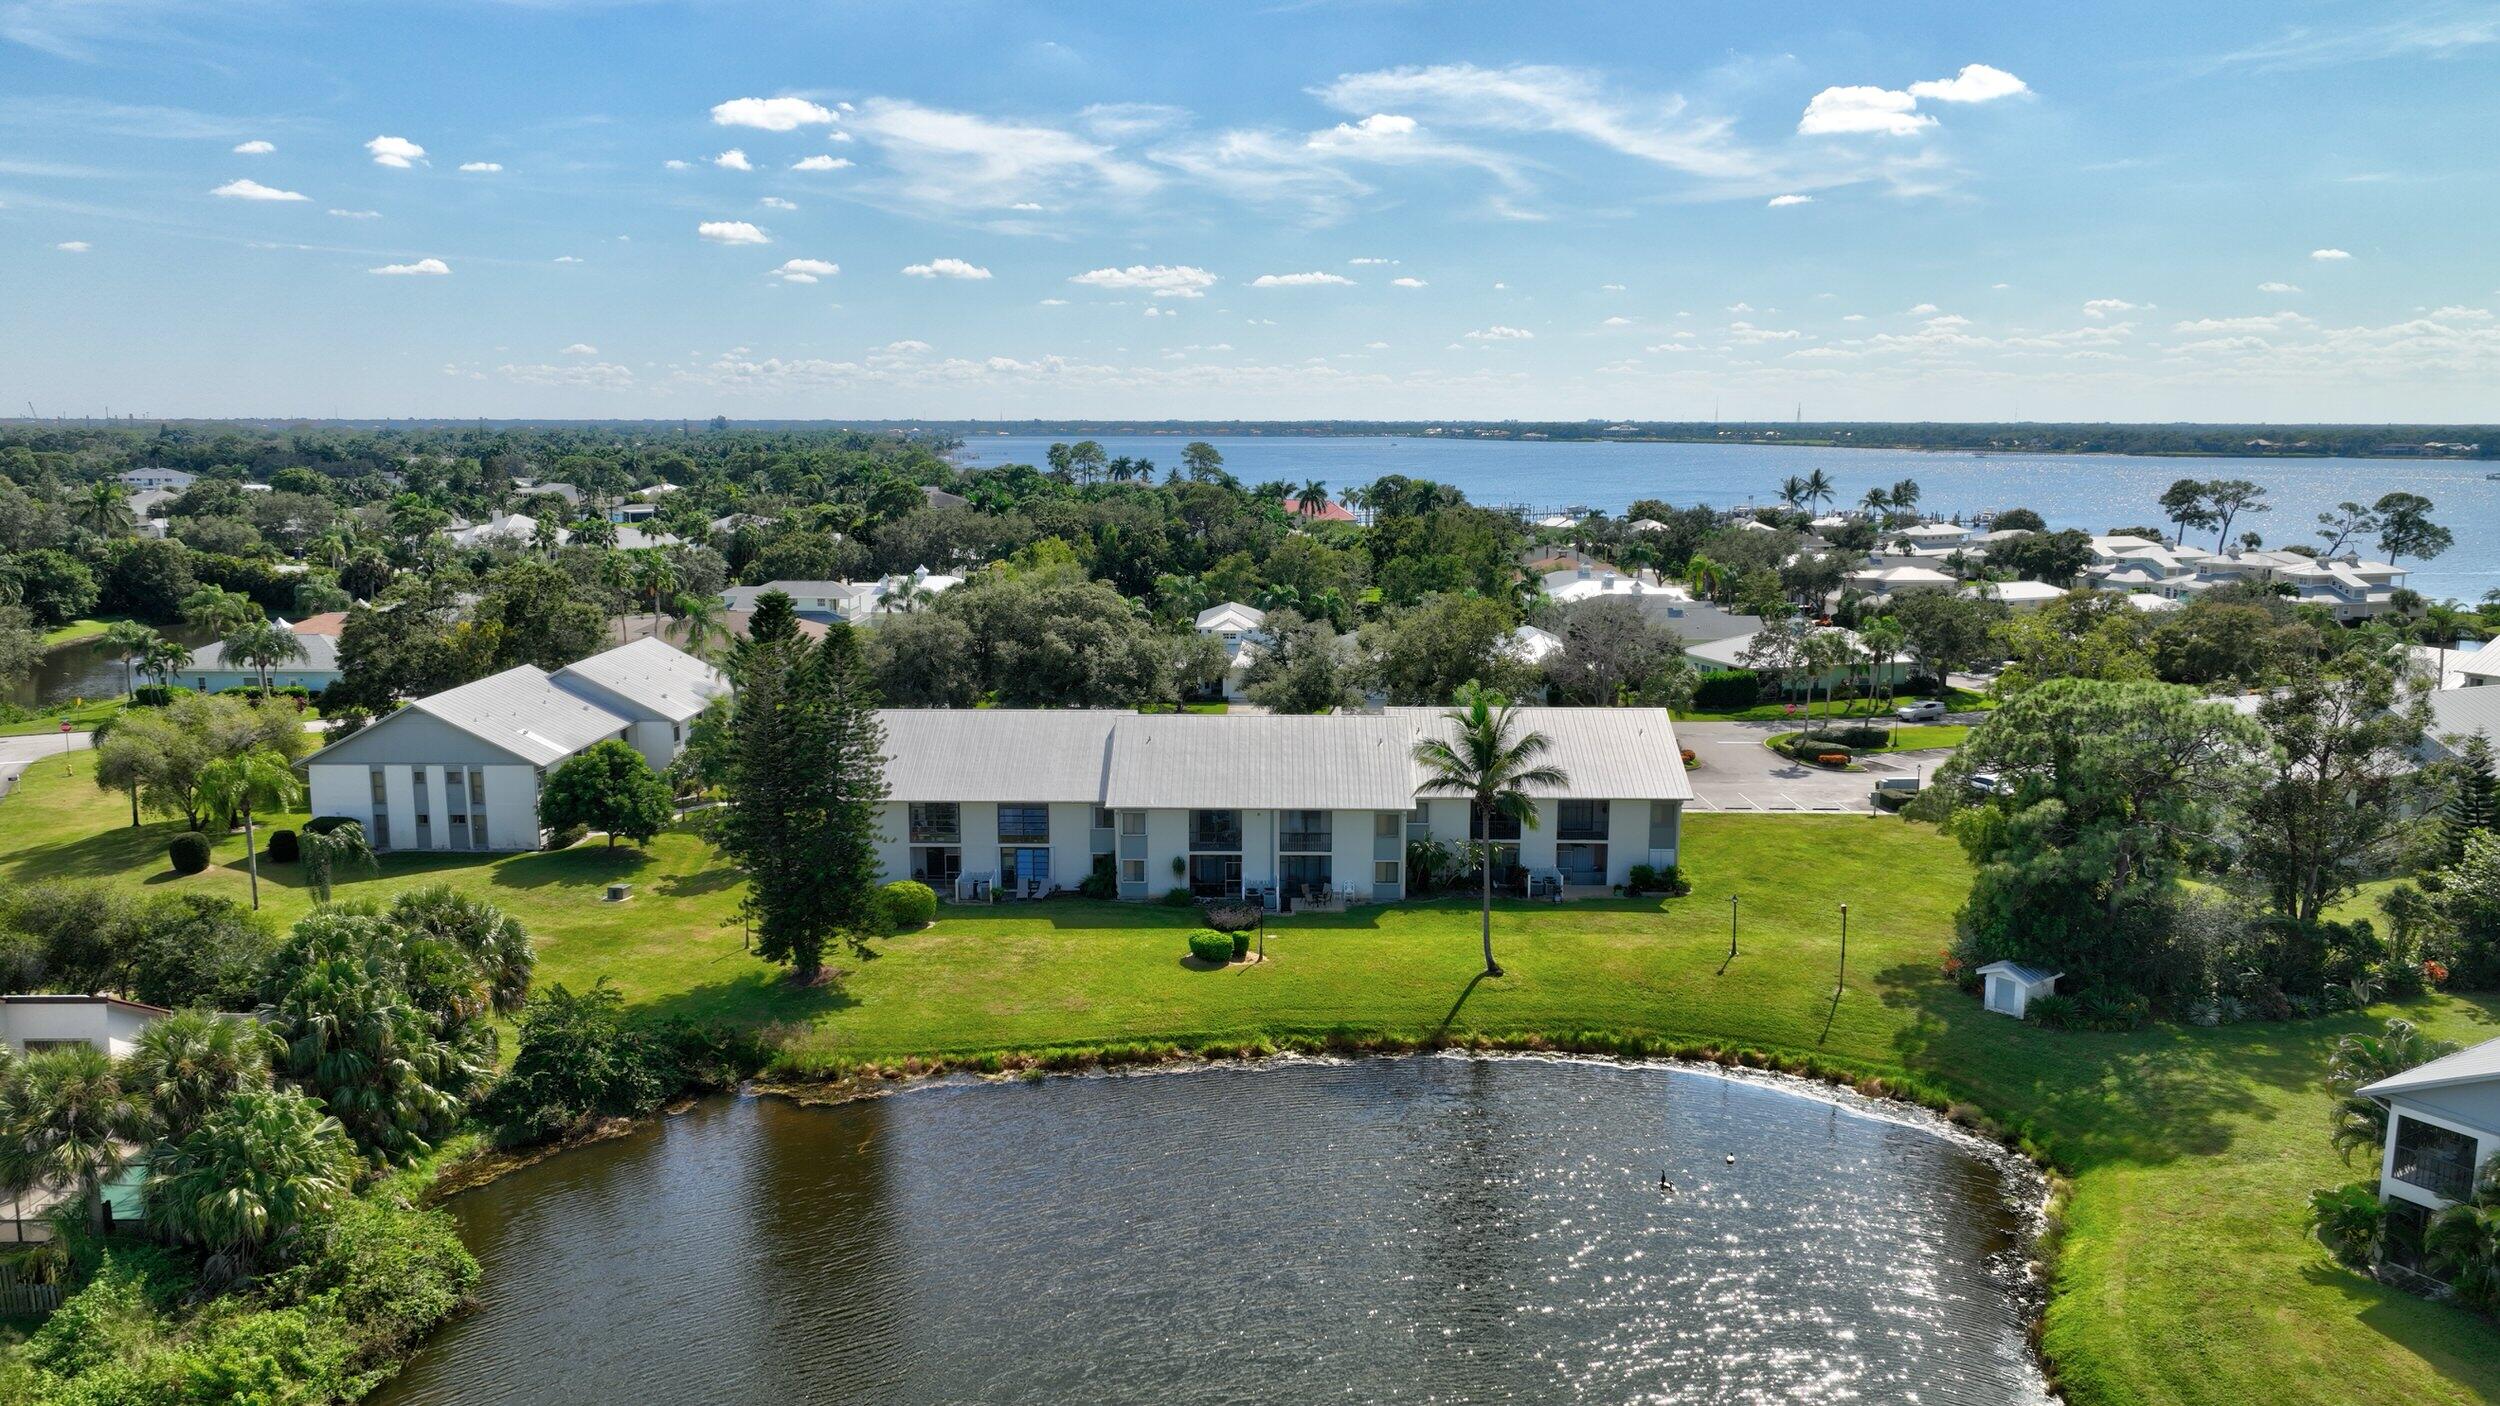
[184,631,342,675]
[2359,1036,2500,1100]
[880,711,1120,803]
[1106,714,1420,810]
[1195,601,1266,634]
[552,638,729,723]
[407,667,633,766]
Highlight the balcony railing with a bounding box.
[1279,830,1332,853]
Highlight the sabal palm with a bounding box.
[102,620,163,697]
[124,1009,274,1145]
[1412,685,1568,977]
[146,1087,354,1283]
[198,747,305,911]
[629,549,678,631]
[1859,617,1908,733]
[0,1045,147,1237]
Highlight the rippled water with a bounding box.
[376,1057,2050,1405]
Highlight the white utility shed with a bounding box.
[1976,961,2060,1018]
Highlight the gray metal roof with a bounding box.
[410,666,632,767]
[183,632,342,675]
[1975,961,2061,986]
[554,638,729,723]
[2426,687,2500,760]
[874,705,1694,808]
[2359,1035,2500,1100]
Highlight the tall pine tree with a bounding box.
[716,622,888,984]
[2444,732,2500,866]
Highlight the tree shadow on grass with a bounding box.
[1434,971,1493,1039]
[656,863,742,899]
[489,847,648,891]
[0,822,183,884]
[627,967,858,1034]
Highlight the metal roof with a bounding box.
[184,632,341,675]
[2359,1035,2500,1100]
[554,638,729,723]
[1974,961,2061,986]
[1384,705,1694,802]
[879,710,1119,803]
[1105,714,1420,810]
[411,666,632,767]
[2426,687,2500,758]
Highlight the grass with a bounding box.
[0,698,127,738]
[4,752,2499,1404]
[1677,686,1995,723]
[37,614,136,648]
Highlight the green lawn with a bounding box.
[37,614,136,648]
[1678,686,1995,723]
[3,752,2497,1404]
[0,697,126,738]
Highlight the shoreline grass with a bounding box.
[2,751,2496,1404]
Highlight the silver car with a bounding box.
[1895,698,1948,722]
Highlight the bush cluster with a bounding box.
[1186,929,1234,964]
[484,981,763,1149]
[876,879,938,931]
[1624,864,1692,897]
[264,828,300,864]
[166,830,211,875]
[1691,669,1760,710]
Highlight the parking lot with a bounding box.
[1675,719,1958,814]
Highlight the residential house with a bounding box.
[178,622,343,693]
[301,638,727,852]
[0,993,170,1059]
[719,568,962,625]
[1843,563,1958,596]
[923,485,969,510]
[2422,687,2500,765]
[1974,580,2069,611]
[1542,563,1683,608]
[449,512,545,549]
[117,466,196,493]
[127,487,176,537]
[1194,602,1267,702]
[1686,626,1914,694]
[872,707,1690,904]
[1505,624,1564,667]
[2358,1037,2500,1272]
[2454,642,2500,688]
[1284,497,1359,524]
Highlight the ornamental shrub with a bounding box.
[303,814,359,836]
[266,828,301,864]
[1232,930,1252,961]
[1187,929,1234,963]
[168,830,212,875]
[1692,669,1760,710]
[1161,887,1196,907]
[2023,992,2078,1028]
[878,879,937,931]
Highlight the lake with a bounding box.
[961,433,2500,604]
[5,625,210,712]
[374,1056,2051,1405]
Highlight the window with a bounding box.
[1120,858,1145,884]
[2393,1115,2479,1202]
[1469,808,1522,842]
[1093,807,1115,831]
[370,768,387,804]
[1558,800,1609,841]
[909,803,962,844]
[1281,854,1332,892]
[1375,860,1401,887]
[1375,812,1400,839]
[1120,811,1146,836]
[997,805,1050,843]
[1279,810,1331,853]
[1190,809,1242,851]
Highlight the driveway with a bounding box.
[1675,719,1957,814]
[0,730,91,798]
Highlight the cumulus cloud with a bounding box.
[1251,271,1353,287]
[2258,281,2302,293]
[1908,64,2030,103]
[903,257,991,279]
[1069,264,1217,298]
[366,135,425,168]
[711,97,838,131]
[760,196,797,210]
[459,161,503,173]
[665,159,693,171]
[2311,247,2353,260]
[1798,86,1932,136]
[713,149,753,171]
[2084,299,2144,317]
[791,154,852,171]
[328,208,380,219]
[1907,302,1939,314]
[212,178,307,201]
[370,257,450,276]
[562,343,598,355]
[1391,276,1427,288]
[1465,325,1534,340]
[232,139,274,155]
[1602,315,1633,326]
[775,257,839,283]
[55,240,89,252]
[697,220,771,245]
[1767,193,1812,207]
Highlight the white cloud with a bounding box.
[848,98,1159,211]
[1251,271,1353,287]
[1907,64,2029,103]
[459,161,503,173]
[697,220,771,245]
[1798,86,1932,136]
[55,240,89,252]
[1391,276,1427,288]
[2083,299,2143,317]
[2258,281,2302,293]
[791,155,852,171]
[554,255,582,263]
[1365,340,1388,349]
[1349,257,1399,265]
[2171,312,2313,333]
[370,257,450,276]
[1465,325,1534,340]
[1602,315,1633,326]
[1727,301,1754,312]
[1644,342,1695,353]
[1070,264,1218,298]
[775,257,839,282]
[1767,193,1813,207]
[1601,282,1626,291]
[1906,302,1939,314]
[711,97,837,131]
[665,159,693,171]
[562,343,598,356]
[1009,201,1042,210]
[2311,247,2353,260]
[211,177,307,202]
[1037,297,1069,306]
[1312,63,1762,182]
[366,135,425,168]
[231,139,274,155]
[903,257,991,279]
[328,208,380,220]
[760,196,797,210]
[713,149,753,172]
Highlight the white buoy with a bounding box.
[1725,1154,1736,1164]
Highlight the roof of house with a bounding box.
[1974,961,2061,986]
[0,993,173,1016]
[1847,564,1958,586]
[183,631,342,676]
[1284,497,1357,522]
[1978,580,2067,602]
[292,612,348,636]
[922,485,969,509]
[613,526,680,551]
[2426,686,2500,757]
[1505,624,1564,665]
[408,667,633,767]
[553,637,730,723]
[1105,714,1421,810]
[2458,644,2500,681]
[879,710,1121,803]
[1900,522,1971,539]
[2359,1035,2500,1100]
[1194,601,1266,634]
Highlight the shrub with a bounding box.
[132,684,192,708]
[878,879,937,931]
[2075,990,2150,1031]
[265,828,301,864]
[303,814,360,837]
[2309,1183,2385,1267]
[1232,930,1252,961]
[1161,887,1196,907]
[2023,992,2078,1028]
[167,830,211,875]
[1078,867,1117,900]
[1187,929,1234,963]
[1627,863,1659,893]
[545,822,589,851]
[1651,864,1693,897]
[1692,669,1760,710]
[1201,903,1261,934]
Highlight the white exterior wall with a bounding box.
[307,765,366,828]
[1049,803,1098,890]
[873,803,910,886]
[1606,800,1650,886]
[384,766,418,852]
[1145,807,1188,895]
[482,766,542,850]
[1240,808,1276,893]
[1517,801,1558,874]
[1331,809,1374,901]
[422,765,451,850]
[2378,1100,2500,1212]
[961,802,1001,885]
[1649,800,1684,869]
[1422,797,1472,849]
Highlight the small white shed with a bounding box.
[1976,961,2060,1019]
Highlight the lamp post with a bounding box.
[1728,893,1739,961]
[1836,902,1849,996]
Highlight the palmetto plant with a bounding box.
[197,747,305,910]
[146,1087,356,1285]
[0,1045,148,1237]
[2428,1197,2500,1312]
[2327,1018,2459,1161]
[1411,685,1567,978]
[1860,487,1891,517]
[124,1009,275,1145]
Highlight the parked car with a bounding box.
[1895,699,1948,722]
[1965,771,2005,796]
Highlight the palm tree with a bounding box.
[181,584,262,637]
[141,636,192,688]
[1859,487,1891,518]
[79,481,134,537]
[2328,1019,2459,1160]
[221,620,308,694]
[300,820,377,903]
[670,591,733,658]
[628,549,679,637]
[1296,480,1330,515]
[1890,478,1922,515]
[2429,1197,2500,1313]
[1859,617,1908,737]
[1803,469,1836,513]
[197,748,304,911]
[102,620,163,698]
[1776,475,1809,510]
[146,1087,354,1284]
[1411,685,1568,978]
[1685,553,1728,605]
[0,1045,147,1237]
[124,1010,274,1146]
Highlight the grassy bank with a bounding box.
[2,752,2496,1403]
[0,698,123,738]
[37,614,135,649]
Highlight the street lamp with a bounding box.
[1835,902,1849,996]
[1728,893,1739,961]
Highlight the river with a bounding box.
[375,1056,2051,1405]
[959,433,2500,604]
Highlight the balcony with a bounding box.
[2392,1116,2478,1202]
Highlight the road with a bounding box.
[1675,718,1958,814]
[0,729,92,798]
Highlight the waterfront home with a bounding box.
[302,638,726,852]
[1285,496,1358,523]
[1843,563,1959,595]
[1542,563,1682,607]
[1687,626,1915,694]
[873,706,1690,905]
[2358,1036,2500,1269]
[720,568,962,624]
[2455,642,2500,688]
[177,623,343,693]
[1972,580,2068,611]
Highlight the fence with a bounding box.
[0,1269,63,1316]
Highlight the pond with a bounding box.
[374,1056,2051,1405]
[5,625,209,711]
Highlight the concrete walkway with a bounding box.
[0,730,92,798]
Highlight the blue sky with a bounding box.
[5,1,2497,421]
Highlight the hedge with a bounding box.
[1691,669,1760,710]
[167,831,211,875]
